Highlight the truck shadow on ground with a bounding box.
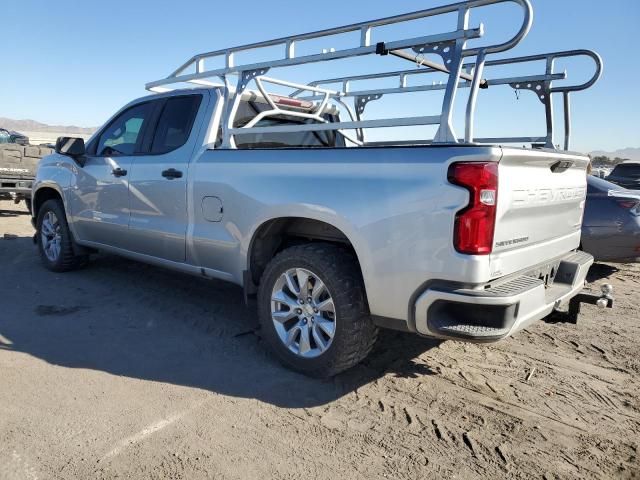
[587,262,619,282]
[0,236,440,408]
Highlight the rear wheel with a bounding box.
[36,199,88,272]
[258,243,378,378]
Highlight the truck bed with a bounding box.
[189,144,590,322]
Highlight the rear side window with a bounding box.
[97,102,153,156]
[151,95,202,154]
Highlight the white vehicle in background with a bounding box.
[31,0,611,377]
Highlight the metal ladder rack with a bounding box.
[145,0,600,150]
[296,49,602,150]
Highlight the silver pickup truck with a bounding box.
[31,0,608,377]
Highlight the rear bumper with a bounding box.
[413,250,593,341]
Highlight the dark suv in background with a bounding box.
[607,162,640,190]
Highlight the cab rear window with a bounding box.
[224,101,345,149]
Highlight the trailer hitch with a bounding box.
[550,284,614,324]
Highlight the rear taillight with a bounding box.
[617,200,640,216]
[617,200,637,209]
[448,162,499,255]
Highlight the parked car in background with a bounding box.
[0,144,52,212]
[582,176,640,262]
[591,167,612,179]
[0,128,29,145]
[606,161,640,190]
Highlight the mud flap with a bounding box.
[243,270,258,306]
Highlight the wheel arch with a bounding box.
[32,185,64,217]
[246,216,369,297]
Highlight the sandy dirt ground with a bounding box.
[1,199,639,479]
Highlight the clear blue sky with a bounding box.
[1,0,638,152]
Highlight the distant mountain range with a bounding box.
[0,117,96,135]
[0,117,638,160]
[589,148,640,162]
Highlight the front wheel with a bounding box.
[257,243,378,378]
[36,199,88,272]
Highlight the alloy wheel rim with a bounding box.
[270,267,336,358]
[41,211,62,262]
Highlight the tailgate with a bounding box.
[489,148,590,278]
[0,144,48,179]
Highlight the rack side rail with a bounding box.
[294,49,602,149]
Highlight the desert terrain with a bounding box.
[1,199,638,479]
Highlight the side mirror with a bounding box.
[55,137,86,165]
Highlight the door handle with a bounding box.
[162,168,183,179]
[112,167,127,177]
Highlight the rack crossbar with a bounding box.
[296,73,565,101]
[147,28,483,91]
[187,0,528,62]
[367,136,549,146]
[229,116,442,136]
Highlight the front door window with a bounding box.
[96,103,153,156]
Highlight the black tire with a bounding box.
[36,199,88,272]
[257,243,378,378]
